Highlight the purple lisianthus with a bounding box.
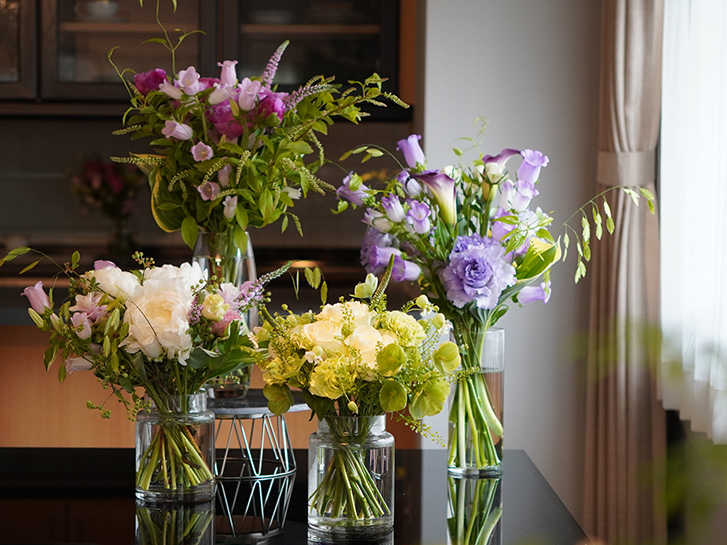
[133,68,167,96]
[70,292,106,322]
[406,200,432,234]
[256,89,288,124]
[207,101,244,140]
[397,134,426,169]
[337,172,369,206]
[441,234,516,309]
[517,149,549,184]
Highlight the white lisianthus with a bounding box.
[92,266,140,301]
[302,319,345,357]
[120,275,194,364]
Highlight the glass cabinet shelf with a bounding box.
[240,24,380,35]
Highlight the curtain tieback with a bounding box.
[597,150,656,187]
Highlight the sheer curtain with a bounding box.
[660,1,727,442]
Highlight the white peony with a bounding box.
[92,266,140,301]
[142,262,205,291]
[120,274,194,364]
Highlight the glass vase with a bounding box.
[308,415,394,538]
[447,327,505,477]
[192,230,257,398]
[135,393,216,503]
[135,499,215,545]
[447,475,502,545]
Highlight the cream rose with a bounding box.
[317,301,374,328]
[302,319,345,357]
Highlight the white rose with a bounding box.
[92,266,140,300]
[120,276,193,364]
[317,301,374,328]
[302,319,345,357]
[345,324,394,371]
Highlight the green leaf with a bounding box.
[71,251,80,269]
[181,216,199,249]
[19,260,41,275]
[304,267,322,289]
[320,281,328,305]
[43,345,58,372]
[233,228,249,254]
[284,141,314,155]
[0,246,31,267]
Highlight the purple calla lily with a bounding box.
[412,170,457,227]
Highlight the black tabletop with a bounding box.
[0,448,589,545]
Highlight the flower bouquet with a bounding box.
[111,35,406,252]
[253,263,460,534]
[70,155,144,263]
[334,123,655,474]
[0,247,287,502]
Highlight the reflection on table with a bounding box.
[0,448,589,544]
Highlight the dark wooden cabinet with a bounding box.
[0,0,404,117]
[0,0,38,99]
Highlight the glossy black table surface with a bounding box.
[0,448,589,544]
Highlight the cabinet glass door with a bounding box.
[41,0,214,101]
[223,0,399,95]
[0,0,37,98]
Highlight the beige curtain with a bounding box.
[583,1,666,544]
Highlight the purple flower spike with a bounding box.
[518,150,549,183]
[412,170,457,226]
[397,135,426,169]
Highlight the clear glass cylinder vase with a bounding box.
[447,327,505,477]
[135,393,216,503]
[192,230,257,398]
[308,415,394,538]
[447,475,502,545]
